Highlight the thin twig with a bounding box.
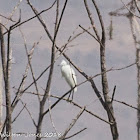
[19,27,41,101]
[48,92,59,138]
[4,0,23,26]
[0,14,16,22]
[11,61,30,109]
[120,0,140,18]
[12,104,26,123]
[65,128,87,140]
[111,86,116,103]
[113,98,140,111]
[59,107,86,139]
[11,39,37,110]
[54,0,59,33]
[79,25,103,47]
[0,23,8,32]
[109,1,132,16]
[20,99,37,127]
[3,0,57,35]
[134,0,140,14]
[84,0,100,40]
[91,0,105,43]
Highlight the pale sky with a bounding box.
[0,0,138,140]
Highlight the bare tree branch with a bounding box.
[12,104,26,123]
[11,40,36,110]
[134,0,140,14]
[0,24,6,81]
[109,1,132,16]
[4,0,22,26]
[120,0,140,18]
[3,0,57,35]
[4,13,21,139]
[113,98,140,111]
[50,95,113,125]
[48,92,59,138]
[20,99,37,127]
[0,14,16,22]
[84,0,119,139]
[65,128,87,140]
[59,107,85,140]
[84,0,100,40]
[111,86,116,103]
[79,25,103,47]
[0,23,4,133]
[19,27,41,101]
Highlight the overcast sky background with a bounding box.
[0,0,138,140]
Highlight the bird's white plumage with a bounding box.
[60,60,77,93]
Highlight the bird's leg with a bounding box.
[67,91,72,101]
[71,90,74,102]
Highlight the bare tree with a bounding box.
[0,0,139,140]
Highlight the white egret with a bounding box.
[60,60,77,101]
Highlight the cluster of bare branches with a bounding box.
[0,0,139,140]
[109,0,140,140]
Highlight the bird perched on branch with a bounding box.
[60,60,77,101]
